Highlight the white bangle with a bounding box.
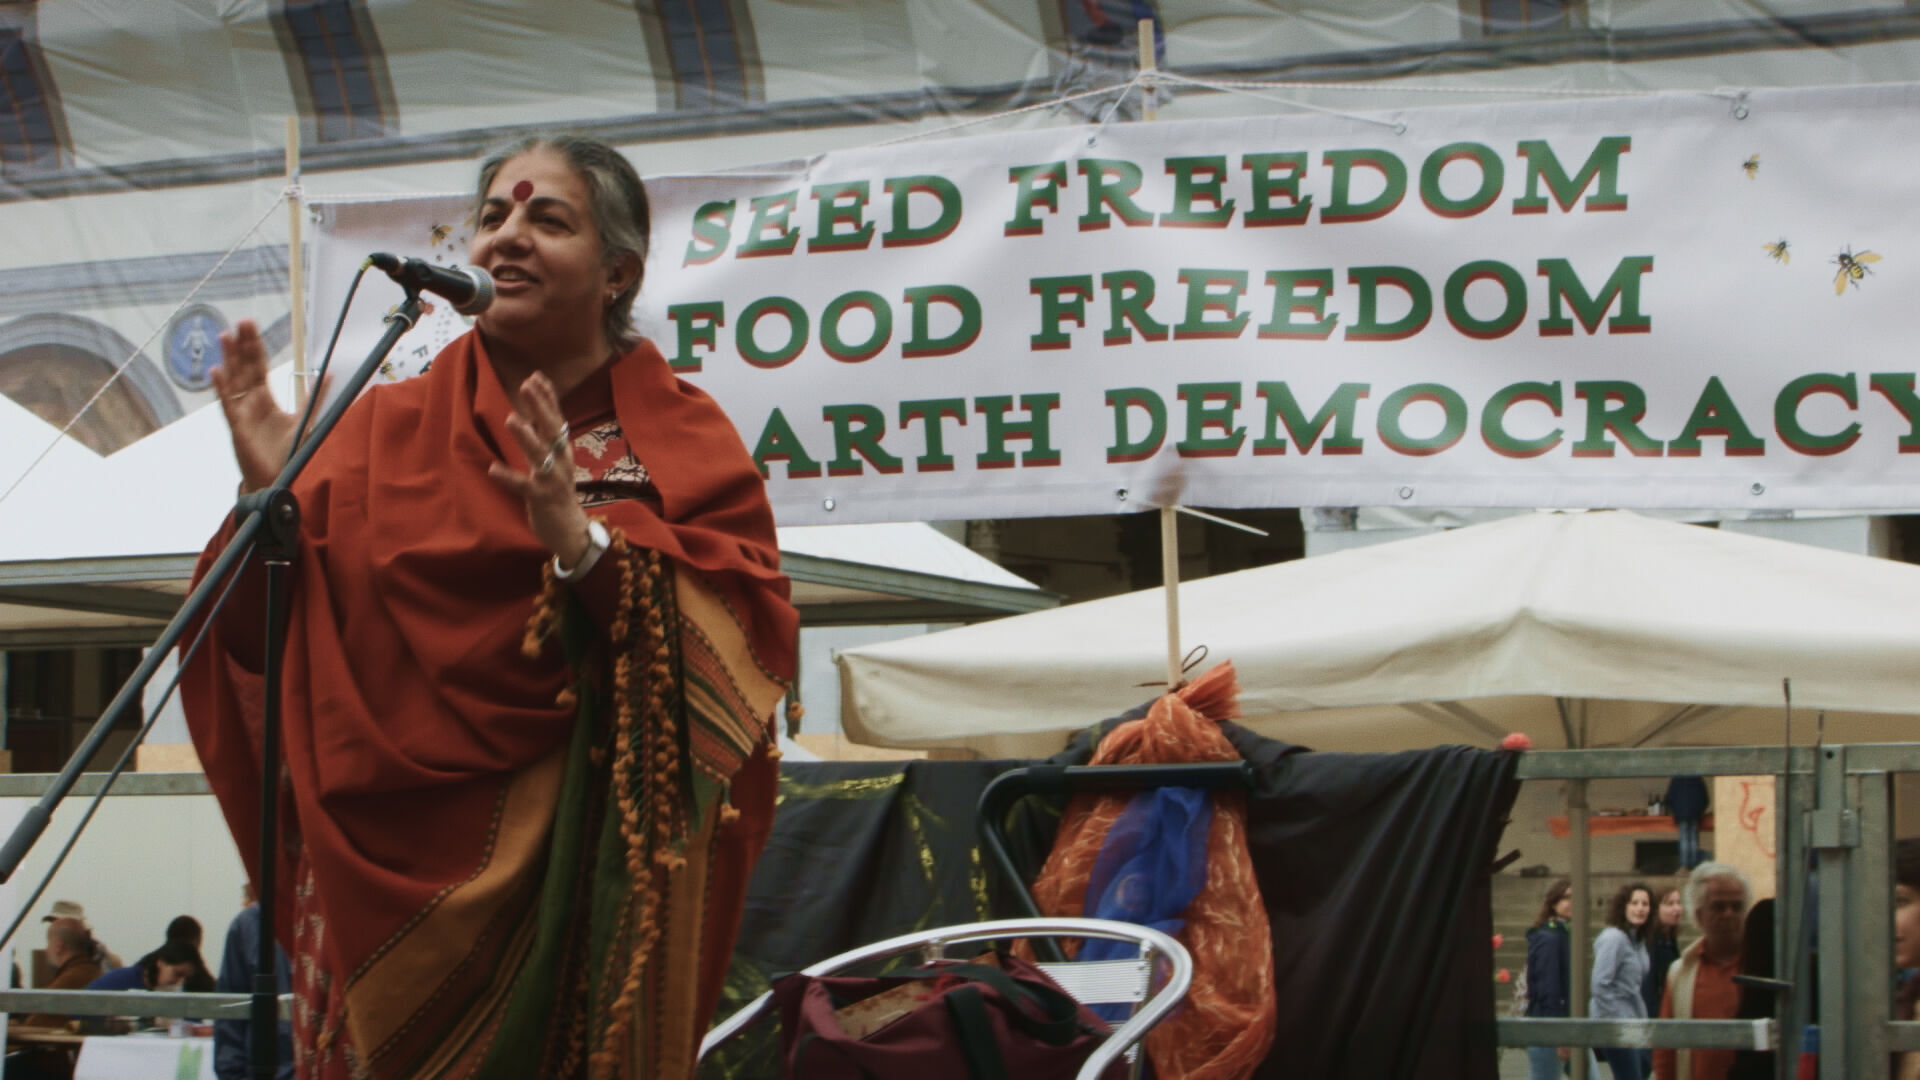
[553,519,610,582]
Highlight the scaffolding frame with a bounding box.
[1502,743,1920,1078]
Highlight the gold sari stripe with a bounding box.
[344,746,566,1057]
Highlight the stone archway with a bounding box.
[0,313,181,455]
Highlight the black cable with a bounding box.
[289,261,372,452]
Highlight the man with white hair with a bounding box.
[1653,862,1751,1080]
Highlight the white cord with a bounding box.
[1148,71,1409,132]
[0,186,295,510]
[861,81,1140,149]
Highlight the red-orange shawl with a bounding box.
[179,333,796,1067]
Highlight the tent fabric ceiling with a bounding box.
[8,1,1920,197]
[836,511,1920,757]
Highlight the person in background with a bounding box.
[39,899,122,971]
[167,915,202,950]
[1524,879,1576,1080]
[87,939,203,993]
[1892,838,1920,1080]
[17,917,105,1027]
[4,920,106,1079]
[1642,886,1685,1017]
[1666,776,1709,870]
[1727,899,1778,1080]
[1592,882,1654,1080]
[216,888,294,1080]
[162,915,217,992]
[1655,862,1751,1080]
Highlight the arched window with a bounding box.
[641,0,763,111]
[272,0,396,142]
[0,314,182,456]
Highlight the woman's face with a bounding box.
[1659,889,1684,928]
[470,148,624,353]
[151,960,194,991]
[1626,889,1652,927]
[1896,884,1920,970]
[1554,893,1574,920]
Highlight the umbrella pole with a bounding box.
[1569,776,1591,1080]
[1161,505,1181,689]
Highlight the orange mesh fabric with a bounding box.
[1027,662,1276,1079]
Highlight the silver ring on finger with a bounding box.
[536,424,569,476]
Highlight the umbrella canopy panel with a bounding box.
[837,510,1920,756]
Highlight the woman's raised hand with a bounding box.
[211,319,305,494]
[487,372,592,568]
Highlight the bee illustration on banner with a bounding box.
[1763,240,1790,264]
[1831,247,1881,294]
[429,223,453,248]
[1742,155,1760,180]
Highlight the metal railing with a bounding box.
[1504,743,1920,1077]
[0,989,291,1019]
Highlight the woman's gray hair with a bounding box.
[476,133,652,350]
[1685,861,1751,926]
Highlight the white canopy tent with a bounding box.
[837,510,1920,758]
[0,370,1053,649]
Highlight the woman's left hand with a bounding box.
[487,373,592,568]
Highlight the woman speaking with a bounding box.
[183,135,797,1079]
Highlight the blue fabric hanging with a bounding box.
[1077,786,1212,1021]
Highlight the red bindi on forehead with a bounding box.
[512,180,533,202]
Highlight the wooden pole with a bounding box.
[285,116,307,409]
[1137,18,1158,122]
[1161,505,1181,689]
[1139,19,1173,689]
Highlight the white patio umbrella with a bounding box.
[837,509,1920,759]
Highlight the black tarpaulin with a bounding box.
[699,728,1519,1080]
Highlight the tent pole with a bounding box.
[1137,19,1158,122]
[1569,775,1591,1080]
[1160,505,1181,689]
[285,116,307,410]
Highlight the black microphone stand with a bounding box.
[0,290,428,1080]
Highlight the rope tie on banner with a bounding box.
[0,186,298,511]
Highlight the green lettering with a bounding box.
[751,408,822,478]
[976,394,1062,468]
[823,403,904,475]
[1105,387,1167,463]
[1251,382,1369,455]
[1537,256,1654,336]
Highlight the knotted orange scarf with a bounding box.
[1028,661,1277,1079]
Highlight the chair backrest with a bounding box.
[698,916,1193,1080]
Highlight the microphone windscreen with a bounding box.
[453,264,494,316]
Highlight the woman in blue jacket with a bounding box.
[1524,879,1575,1080]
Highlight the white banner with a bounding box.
[311,83,1920,526]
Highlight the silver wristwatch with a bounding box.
[552,519,610,582]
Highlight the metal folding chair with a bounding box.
[696,916,1194,1080]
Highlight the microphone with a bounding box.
[367,253,495,315]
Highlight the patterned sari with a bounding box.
[182,333,796,1079]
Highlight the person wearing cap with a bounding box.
[39,899,122,970]
[18,917,104,1027]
